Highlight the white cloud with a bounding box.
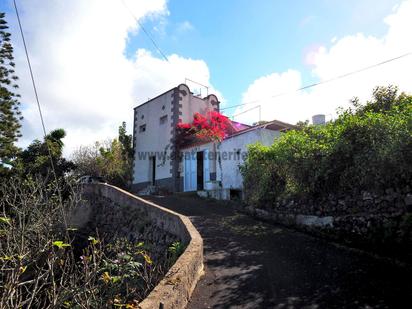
[10,0,219,156]
[131,49,218,101]
[176,20,194,33]
[299,15,316,28]
[235,0,412,125]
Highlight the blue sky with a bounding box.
[128,0,400,109]
[2,0,411,154]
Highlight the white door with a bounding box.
[184,151,197,192]
[184,155,190,191]
[190,152,197,190]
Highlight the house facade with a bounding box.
[132,84,219,193]
[132,84,295,198]
[181,120,294,199]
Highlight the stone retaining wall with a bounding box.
[72,183,203,309]
[239,189,412,261]
[269,188,412,217]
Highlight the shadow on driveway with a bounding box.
[143,195,412,308]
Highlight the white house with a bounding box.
[132,83,295,199]
[132,83,219,193]
[180,120,295,199]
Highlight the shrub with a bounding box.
[0,177,179,308]
[241,86,412,207]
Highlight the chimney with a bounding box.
[312,114,326,125]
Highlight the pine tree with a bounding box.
[118,121,133,161]
[0,12,23,175]
[118,121,133,187]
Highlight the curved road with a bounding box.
[144,195,412,308]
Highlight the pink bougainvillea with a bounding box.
[177,111,230,143]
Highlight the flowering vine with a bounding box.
[177,111,230,143]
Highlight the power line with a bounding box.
[121,0,169,62]
[13,0,55,165]
[231,105,261,121]
[13,0,66,224]
[221,51,412,111]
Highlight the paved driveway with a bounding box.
[143,195,412,308]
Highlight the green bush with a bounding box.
[241,86,412,208]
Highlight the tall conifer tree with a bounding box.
[0,12,22,174]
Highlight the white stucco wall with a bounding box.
[180,94,217,123]
[217,129,281,190]
[133,89,173,184]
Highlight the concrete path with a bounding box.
[144,195,412,308]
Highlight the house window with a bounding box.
[160,115,167,125]
[139,124,146,133]
[162,105,165,110]
[141,115,144,120]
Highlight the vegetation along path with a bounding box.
[144,195,412,308]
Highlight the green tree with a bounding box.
[72,122,134,189]
[0,12,23,176]
[97,139,129,187]
[16,128,75,180]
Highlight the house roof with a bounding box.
[134,83,221,110]
[223,119,297,140]
[228,120,251,131]
[134,87,175,110]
